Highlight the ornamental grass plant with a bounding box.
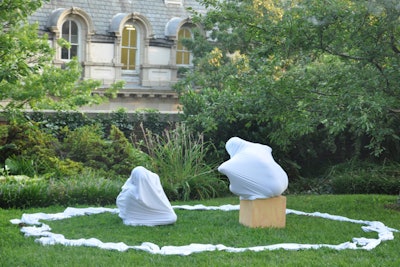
[1,195,399,266]
[139,122,229,201]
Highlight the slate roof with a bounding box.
[29,0,206,41]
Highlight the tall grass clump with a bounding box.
[140,123,228,201]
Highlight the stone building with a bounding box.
[28,0,207,112]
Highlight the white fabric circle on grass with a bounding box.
[10,205,398,255]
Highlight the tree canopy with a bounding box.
[177,0,400,174]
[0,0,120,118]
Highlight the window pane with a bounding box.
[70,45,78,58]
[121,23,138,71]
[61,47,69,59]
[183,52,190,64]
[70,21,78,35]
[70,33,78,44]
[122,28,129,47]
[177,28,192,65]
[62,22,69,35]
[70,35,78,44]
[185,29,191,38]
[128,49,136,70]
[121,48,128,69]
[177,41,184,50]
[61,20,79,60]
[176,52,182,65]
[130,29,137,47]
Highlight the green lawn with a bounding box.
[1,194,399,266]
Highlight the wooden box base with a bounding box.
[239,196,286,228]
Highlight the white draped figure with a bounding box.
[116,166,177,226]
[218,137,288,200]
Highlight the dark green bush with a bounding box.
[105,125,151,175]
[0,171,123,208]
[0,122,64,176]
[61,124,150,177]
[0,176,50,208]
[2,110,176,175]
[328,161,400,195]
[287,176,333,195]
[26,109,172,140]
[62,124,108,170]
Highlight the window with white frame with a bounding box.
[121,23,140,72]
[176,27,192,65]
[61,20,79,60]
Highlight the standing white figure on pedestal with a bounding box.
[116,166,177,226]
[218,137,288,200]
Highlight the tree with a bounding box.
[176,0,400,175]
[0,0,121,118]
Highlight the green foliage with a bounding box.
[0,120,87,178]
[27,109,171,139]
[106,125,151,175]
[45,157,84,178]
[0,0,50,86]
[7,121,58,159]
[61,124,149,176]
[0,110,175,178]
[27,111,95,137]
[62,124,108,170]
[287,160,400,195]
[0,0,121,120]
[0,125,14,162]
[329,160,400,195]
[0,121,60,176]
[140,123,229,200]
[177,0,400,177]
[0,170,123,208]
[98,109,135,137]
[5,156,37,177]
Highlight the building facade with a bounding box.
[29,0,206,112]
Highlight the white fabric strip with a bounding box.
[10,205,398,255]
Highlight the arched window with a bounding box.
[176,27,192,65]
[61,20,79,60]
[121,23,139,72]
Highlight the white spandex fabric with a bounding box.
[116,166,177,226]
[218,137,288,200]
[10,205,398,254]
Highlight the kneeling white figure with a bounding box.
[116,166,177,226]
[218,137,288,200]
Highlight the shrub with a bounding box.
[4,156,43,177]
[287,176,333,195]
[0,176,49,208]
[0,170,123,208]
[0,121,62,176]
[140,123,229,201]
[62,124,109,170]
[105,125,151,175]
[61,124,150,177]
[27,109,173,140]
[45,157,85,178]
[329,160,400,195]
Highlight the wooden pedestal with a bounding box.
[239,196,286,228]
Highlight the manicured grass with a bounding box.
[1,194,400,266]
